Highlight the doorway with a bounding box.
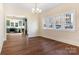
[5,16,28,40]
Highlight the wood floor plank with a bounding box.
[1,33,79,55]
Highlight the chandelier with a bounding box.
[32,3,42,14]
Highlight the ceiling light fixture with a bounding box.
[32,3,42,14]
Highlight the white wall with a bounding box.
[4,4,39,37]
[39,4,79,46]
[0,4,5,53]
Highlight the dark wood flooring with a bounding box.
[1,33,79,55]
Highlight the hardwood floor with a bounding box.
[1,33,79,55]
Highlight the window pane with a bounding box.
[6,20,10,26]
[15,23,18,27]
[11,22,14,27]
[19,21,22,26]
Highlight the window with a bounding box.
[6,20,10,26]
[15,23,18,27]
[44,16,54,29]
[19,21,22,26]
[11,22,14,27]
[55,16,62,30]
[43,10,75,31]
[65,13,73,29]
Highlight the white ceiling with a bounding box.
[5,3,60,13]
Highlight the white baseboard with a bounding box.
[41,35,79,47]
[28,34,39,37]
